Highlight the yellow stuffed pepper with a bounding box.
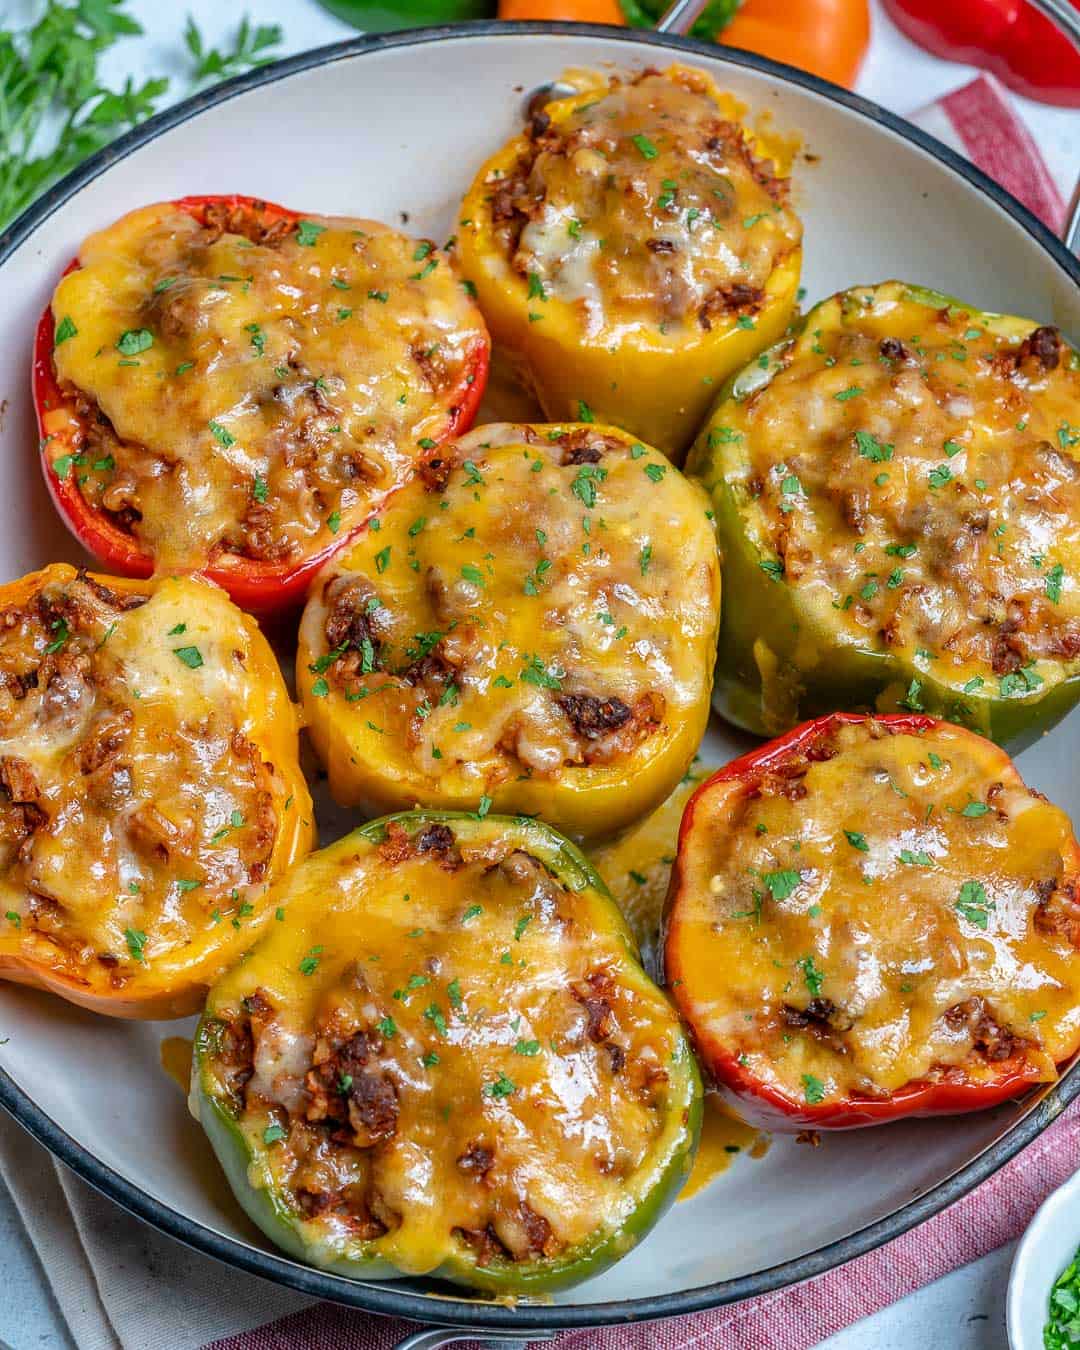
[298,421,721,839]
[0,564,313,1018]
[456,64,803,461]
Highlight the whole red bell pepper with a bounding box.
[664,711,1080,1129]
[883,0,1080,108]
[33,194,490,616]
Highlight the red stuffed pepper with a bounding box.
[34,195,490,614]
[664,712,1080,1129]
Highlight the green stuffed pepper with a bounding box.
[192,811,701,1294]
[686,280,1080,749]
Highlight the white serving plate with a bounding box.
[0,23,1078,1335]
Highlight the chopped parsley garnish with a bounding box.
[796,955,824,996]
[955,879,992,929]
[298,946,323,975]
[853,430,893,462]
[252,473,268,504]
[639,542,653,575]
[519,653,563,690]
[763,869,801,901]
[631,132,659,159]
[1046,563,1065,604]
[262,1124,287,1145]
[802,1073,825,1104]
[377,1016,397,1039]
[54,315,77,346]
[462,904,482,923]
[1000,664,1044,698]
[899,849,932,866]
[759,559,783,580]
[527,272,547,302]
[208,419,235,448]
[326,510,341,534]
[844,830,869,852]
[961,801,991,817]
[928,465,953,490]
[834,386,863,401]
[173,646,203,669]
[514,1040,541,1056]
[375,546,391,574]
[295,220,326,247]
[571,463,606,508]
[124,928,147,963]
[116,328,153,356]
[483,1072,517,1099]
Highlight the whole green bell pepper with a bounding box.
[192,810,701,1293]
[315,0,495,30]
[686,280,1080,751]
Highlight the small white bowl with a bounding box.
[1008,1168,1080,1348]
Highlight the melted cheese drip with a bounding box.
[300,422,720,809]
[0,570,302,993]
[51,204,485,570]
[161,1035,194,1094]
[592,758,712,966]
[511,68,801,339]
[679,1095,764,1201]
[672,721,1080,1105]
[714,282,1080,697]
[203,822,693,1276]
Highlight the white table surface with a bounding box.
[0,1,1075,1346]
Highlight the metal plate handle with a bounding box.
[392,1328,557,1349]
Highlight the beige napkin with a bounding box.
[0,1115,312,1350]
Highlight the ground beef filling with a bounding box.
[741,299,1080,685]
[490,69,799,332]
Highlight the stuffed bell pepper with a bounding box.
[193,810,701,1291]
[687,281,1080,749]
[36,196,490,614]
[665,712,1080,1129]
[456,65,802,460]
[297,421,721,839]
[0,564,313,1018]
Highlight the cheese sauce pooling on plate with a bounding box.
[49,203,486,570]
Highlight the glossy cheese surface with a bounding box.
[669,720,1080,1109]
[197,815,697,1282]
[701,282,1080,708]
[481,66,801,341]
[298,421,721,836]
[0,566,311,1007]
[49,203,486,570]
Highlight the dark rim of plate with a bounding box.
[1,20,1078,1333]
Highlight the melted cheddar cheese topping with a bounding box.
[0,566,306,1000]
[49,202,486,570]
[199,817,693,1278]
[670,720,1080,1106]
[484,67,801,340]
[711,282,1080,702]
[298,422,721,833]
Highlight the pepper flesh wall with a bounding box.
[298,421,721,840]
[687,281,1080,749]
[665,714,1080,1129]
[38,197,489,611]
[0,565,313,1018]
[193,811,701,1292]
[457,65,802,460]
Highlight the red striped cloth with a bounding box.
[202,74,1073,1350]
